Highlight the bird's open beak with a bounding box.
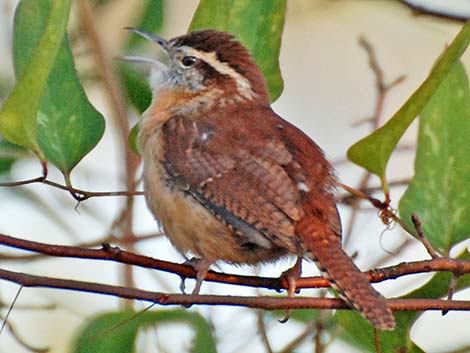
[121,27,172,90]
[120,27,170,71]
[124,27,170,52]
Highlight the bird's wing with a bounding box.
[159,106,340,252]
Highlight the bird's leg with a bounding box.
[182,257,211,295]
[279,256,303,323]
[281,256,303,298]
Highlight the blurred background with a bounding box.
[1,0,470,352]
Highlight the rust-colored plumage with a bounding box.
[128,28,395,330]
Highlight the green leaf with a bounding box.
[399,61,470,252]
[72,309,217,353]
[13,0,105,176]
[0,137,24,175]
[119,65,152,114]
[120,0,165,113]
[0,0,72,155]
[189,0,286,102]
[125,0,164,51]
[347,23,470,180]
[128,123,140,155]
[335,311,424,353]
[189,0,234,31]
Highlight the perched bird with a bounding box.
[125,27,395,330]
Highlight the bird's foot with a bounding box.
[279,257,303,323]
[180,257,211,296]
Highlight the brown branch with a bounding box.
[1,267,470,313]
[338,182,386,210]
[337,178,411,205]
[356,35,406,129]
[0,176,46,187]
[358,34,384,128]
[0,232,281,291]
[0,176,144,200]
[2,232,470,292]
[0,232,163,261]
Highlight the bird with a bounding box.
[124,27,396,331]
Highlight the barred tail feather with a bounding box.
[297,219,396,330]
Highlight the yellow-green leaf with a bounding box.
[399,61,470,252]
[0,0,72,155]
[72,310,217,353]
[347,23,470,180]
[13,0,105,176]
[127,122,140,155]
[0,137,24,175]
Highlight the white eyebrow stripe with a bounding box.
[185,48,255,100]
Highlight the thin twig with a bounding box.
[0,286,22,336]
[0,286,50,353]
[343,172,372,246]
[371,237,414,268]
[374,328,382,353]
[256,312,274,353]
[277,320,316,353]
[0,176,144,200]
[357,35,407,129]
[343,36,391,245]
[342,36,407,244]
[0,314,49,353]
[76,303,156,349]
[0,176,46,187]
[443,273,461,315]
[77,0,141,304]
[337,178,411,204]
[358,36,385,128]
[314,321,325,353]
[411,213,440,258]
[338,183,386,210]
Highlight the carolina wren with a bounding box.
[126,28,395,331]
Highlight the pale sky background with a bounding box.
[1,1,470,352]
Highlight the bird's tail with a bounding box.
[297,217,396,331]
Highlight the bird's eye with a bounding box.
[181,56,197,67]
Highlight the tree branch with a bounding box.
[1,232,470,292]
[0,176,143,200]
[1,267,470,313]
